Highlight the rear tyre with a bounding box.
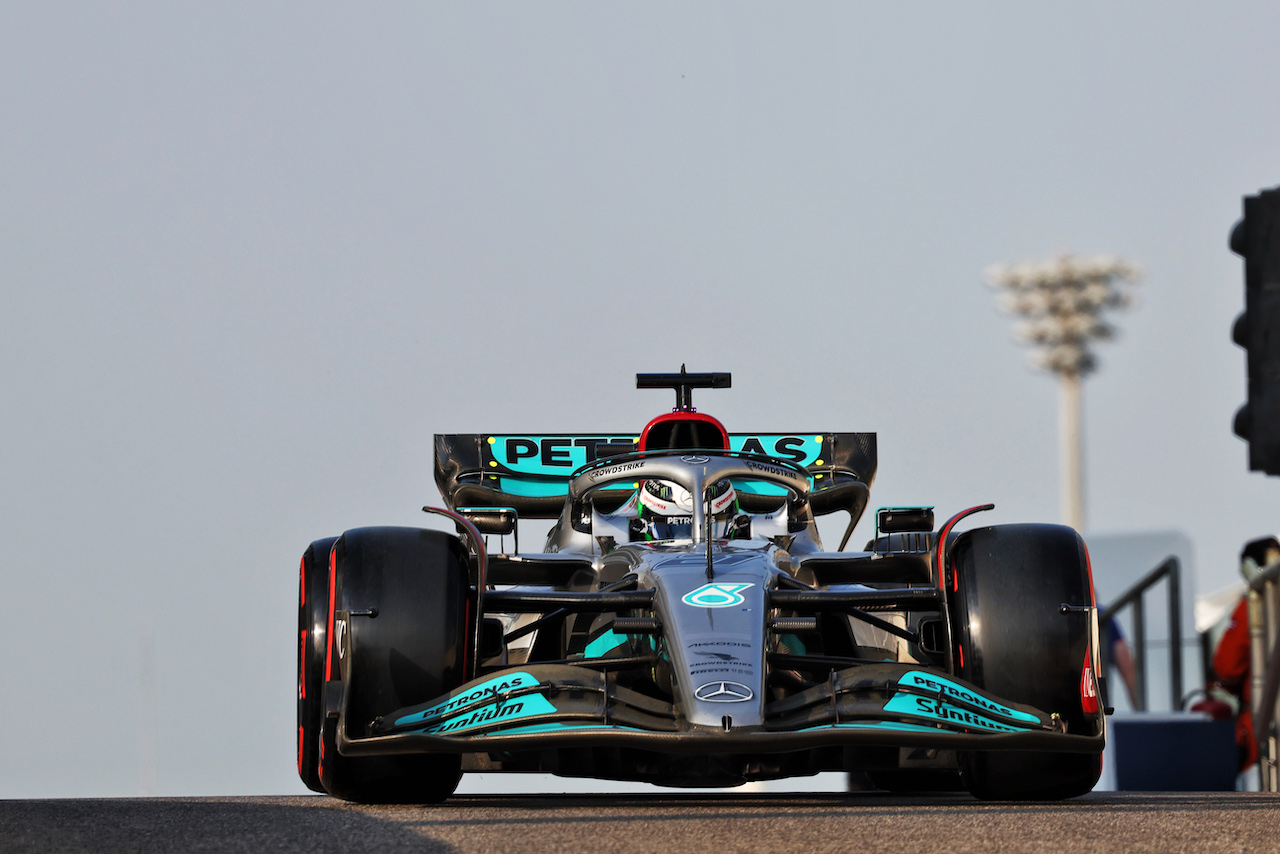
[319,526,471,804]
[298,537,337,793]
[950,524,1103,800]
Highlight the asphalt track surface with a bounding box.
[4,792,1280,853]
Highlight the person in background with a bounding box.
[1107,616,1140,709]
[1212,536,1280,772]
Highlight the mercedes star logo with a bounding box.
[680,454,710,464]
[694,681,754,703]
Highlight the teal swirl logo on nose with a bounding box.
[682,583,753,608]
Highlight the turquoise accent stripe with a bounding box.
[731,480,791,496]
[395,671,562,736]
[422,719,1041,739]
[727,435,822,467]
[478,722,652,736]
[492,478,570,497]
[584,629,627,659]
[779,633,807,655]
[897,671,1040,724]
[408,693,556,735]
[884,694,1025,733]
[802,720,947,734]
[487,434,824,477]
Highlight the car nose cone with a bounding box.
[694,681,754,702]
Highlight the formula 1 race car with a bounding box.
[297,370,1105,803]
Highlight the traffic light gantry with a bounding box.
[1231,187,1280,475]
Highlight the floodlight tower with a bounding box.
[986,254,1142,531]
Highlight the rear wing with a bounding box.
[434,432,877,519]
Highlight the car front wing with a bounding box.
[331,661,1104,758]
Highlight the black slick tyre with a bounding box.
[297,536,337,793]
[319,526,471,804]
[949,523,1103,800]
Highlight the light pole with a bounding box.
[986,253,1141,532]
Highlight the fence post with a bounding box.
[1132,596,1147,711]
[1246,561,1280,792]
[1167,558,1183,710]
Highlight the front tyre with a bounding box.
[319,527,471,804]
[298,537,337,793]
[950,524,1103,800]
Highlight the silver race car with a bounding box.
[297,370,1105,802]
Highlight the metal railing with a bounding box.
[1247,559,1280,791]
[1099,556,1182,712]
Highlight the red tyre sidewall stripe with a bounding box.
[1080,540,1101,715]
[298,556,307,700]
[1083,540,1097,607]
[325,544,338,682]
[1081,643,1100,714]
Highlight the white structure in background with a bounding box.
[986,254,1142,531]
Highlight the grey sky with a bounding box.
[2,2,1278,796]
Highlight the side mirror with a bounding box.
[456,506,517,536]
[877,507,934,534]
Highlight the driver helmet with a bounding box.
[637,478,738,540]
